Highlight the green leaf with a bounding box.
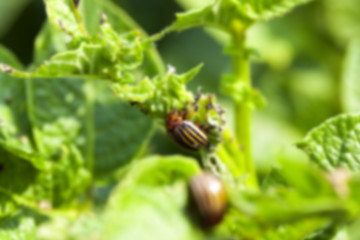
[176,0,214,9]
[77,0,100,36]
[33,22,69,65]
[0,45,45,169]
[0,45,23,69]
[297,114,360,170]
[29,0,158,181]
[112,65,202,118]
[233,0,314,20]
[0,146,38,202]
[27,76,154,182]
[80,0,165,75]
[305,224,343,240]
[120,155,202,187]
[260,219,330,240]
[0,193,18,218]
[80,0,140,35]
[0,138,46,170]
[170,0,314,33]
[0,45,31,141]
[31,5,156,179]
[31,39,138,81]
[170,0,251,32]
[0,46,54,215]
[36,212,102,240]
[44,0,86,37]
[27,78,89,158]
[25,77,91,205]
[49,145,91,206]
[102,155,203,240]
[224,159,357,240]
[229,187,352,233]
[1,24,144,83]
[35,0,164,73]
[249,190,349,226]
[0,209,37,240]
[342,39,360,113]
[103,186,202,240]
[92,82,154,178]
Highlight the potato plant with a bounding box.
[1,0,360,239]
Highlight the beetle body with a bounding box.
[189,172,227,227]
[166,110,208,151]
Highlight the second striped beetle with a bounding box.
[165,92,225,151]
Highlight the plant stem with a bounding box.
[231,25,258,189]
[84,81,95,204]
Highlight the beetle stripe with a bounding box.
[166,110,209,151]
[180,125,198,144]
[182,122,208,145]
[178,126,200,148]
[174,126,196,149]
[172,123,207,150]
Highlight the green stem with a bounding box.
[231,25,258,189]
[84,81,95,203]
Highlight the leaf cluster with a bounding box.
[1,0,360,239]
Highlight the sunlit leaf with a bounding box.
[81,0,165,75]
[44,0,86,37]
[103,186,202,240]
[33,22,70,65]
[120,155,202,186]
[176,0,213,9]
[1,24,144,83]
[170,0,314,32]
[31,1,157,181]
[112,65,202,118]
[36,212,102,240]
[297,114,360,170]
[102,155,202,240]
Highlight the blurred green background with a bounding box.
[0,0,356,175]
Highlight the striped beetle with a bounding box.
[165,91,225,151]
[165,109,208,151]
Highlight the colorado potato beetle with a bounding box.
[165,91,225,151]
[188,172,227,227]
[165,109,208,151]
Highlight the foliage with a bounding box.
[1,0,360,239]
